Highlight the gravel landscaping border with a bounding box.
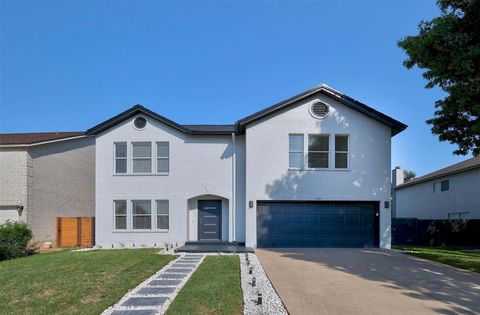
[240,252,288,315]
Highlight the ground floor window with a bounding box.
[132,200,152,230]
[114,200,127,230]
[156,200,169,230]
[113,199,170,231]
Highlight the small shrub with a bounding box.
[0,221,37,260]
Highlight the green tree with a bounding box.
[398,0,480,156]
[403,169,416,182]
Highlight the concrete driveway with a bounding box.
[256,248,480,315]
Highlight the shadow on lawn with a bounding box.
[264,248,480,315]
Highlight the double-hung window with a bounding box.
[114,200,127,230]
[289,134,304,169]
[308,135,329,168]
[156,142,169,173]
[156,200,169,230]
[132,200,151,230]
[132,142,152,173]
[114,143,127,173]
[335,135,348,169]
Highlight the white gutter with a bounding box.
[231,132,236,242]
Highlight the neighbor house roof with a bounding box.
[236,84,407,136]
[396,156,480,190]
[0,132,86,145]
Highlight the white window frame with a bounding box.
[307,134,330,169]
[156,200,169,230]
[131,200,152,230]
[334,134,349,169]
[156,142,169,174]
[288,134,304,170]
[131,142,152,174]
[114,142,128,174]
[113,200,127,230]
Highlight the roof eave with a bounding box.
[235,85,407,136]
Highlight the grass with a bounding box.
[394,245,480,273]
[167,256,243,315]
[0,249,175,315]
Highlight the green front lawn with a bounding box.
[395,246,480,273]
[0,249,175,315]
[167,256,243,315]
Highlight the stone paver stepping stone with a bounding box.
[122,296,168,307]
[137,286,176,295]
[149,279,182,286]
[165,268,193,273]
[158,273,187,279]
[111,310,157,315]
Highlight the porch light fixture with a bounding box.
[384,201,390,209]
[252,276,256,287]
[249,266,253,274]
[249,201,254,208]
[257,292,262,305]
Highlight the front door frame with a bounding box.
[198,200,222,241]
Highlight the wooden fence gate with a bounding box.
[56,217,95,247]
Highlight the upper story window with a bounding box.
[132,142,152,173]
[156,142,169,173]
[308,134,329,168]
[335,135,348,169]
[134,116,147,129]
[114,143,127,174]
[289,134,304,169]
[433,180,450,192]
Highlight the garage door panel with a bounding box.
[257,201,378,248]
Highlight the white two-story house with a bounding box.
[88,84,406,249]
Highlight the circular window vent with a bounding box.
[310,102,329,119]
[134,116,147,129]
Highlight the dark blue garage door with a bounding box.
[257,201,379,248]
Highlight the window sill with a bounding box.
[288,168,351,172]
[113,173,169,176]
[113,230,169,233]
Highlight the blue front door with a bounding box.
[198,200,222,241]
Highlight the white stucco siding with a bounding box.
[396,169,480,219]
[95,115,235,247]
[244,93,392,248]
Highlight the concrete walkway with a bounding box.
[103,254,205,315]
[256,248,480,315]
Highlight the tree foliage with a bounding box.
[404,169,417,182]
[398,0,480,156]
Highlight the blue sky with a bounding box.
[0,0,472,176]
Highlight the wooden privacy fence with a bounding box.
[56,217,95,247]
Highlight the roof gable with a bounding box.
[86,105,235,135]
[235,84,407,136]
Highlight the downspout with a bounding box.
[231,132,236,242]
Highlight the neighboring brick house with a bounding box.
[0,132,95,245]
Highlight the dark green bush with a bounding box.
[0,221,36,260]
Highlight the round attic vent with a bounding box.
[134,116,147,129]
[310,101,329,119]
